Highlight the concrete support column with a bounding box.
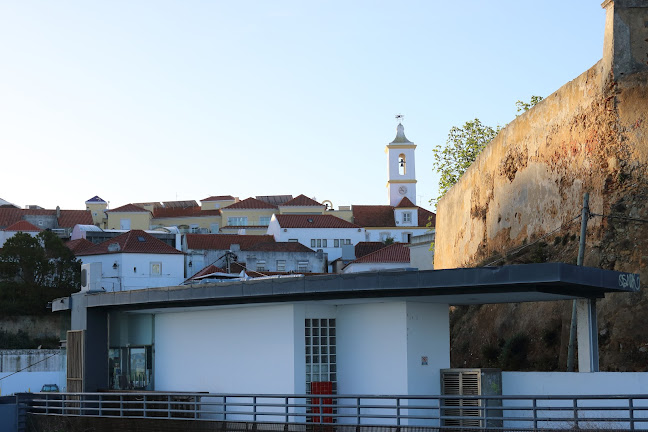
[576,298,599,372]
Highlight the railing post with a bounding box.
[629,398,635,431]
[396,397,401,427]
[224,395,227,421]
[533,398,538,431]
[195,395,199,420]
[143,394,147,418]
[483,397,488,429]
[98,394,102,416]
[356,397,361,426]
[573,398,579,429]
[285,396,289,423]
[119,394,123,417]
[62,394,67,415]
[253,396,257,422]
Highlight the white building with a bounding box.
[0,220,42,248]
[267,214,365,264]
[76,230,184,291]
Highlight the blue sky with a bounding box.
[0,1,605,211]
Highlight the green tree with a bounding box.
[430,96,543,207]
[515,95,544,114]
[431,119,500,206]
[0,231,80,315]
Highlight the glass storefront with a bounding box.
[109,345,153,390]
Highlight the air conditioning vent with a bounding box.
[440,368,502,428]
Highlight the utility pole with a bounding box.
[567,192,589,371]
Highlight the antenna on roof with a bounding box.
[395,114,404,124]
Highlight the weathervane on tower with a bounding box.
[395,114,404,124]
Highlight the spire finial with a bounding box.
[395,114,404,124]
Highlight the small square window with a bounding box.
[150,262,162,276]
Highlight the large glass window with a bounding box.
[305,318,336,393]
[227,217,248,226]
[109,345,153,390]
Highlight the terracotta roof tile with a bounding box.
[352,206,395,227]
[65,238,95,254]
[0,208,92,229]
[153,206,221,218]
[106,204,151,213]
[355,242,387,258]
[58,210,93,228]
[242,242,315,253]
[418,207,436,228]
[350,243,410,264]
[77,230,182,256]
[201,195,235,202]
[3,220,42,232]
[223,197,278,210]
[186,234,275,250]
[281,194,323,207]
[188,264,227,280]
[275,214,360,229]
[220,225,269,230]
[256,195,293,205]
[395,197,416,208]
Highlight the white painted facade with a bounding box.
[148,299,449,415]
[267,218,366,263]
[386,123,417,207]
[0,229,40,248]
[364,227,428,243]
[80,253,184,291]
[342,262,412,274]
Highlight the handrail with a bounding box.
[27,392,648,430]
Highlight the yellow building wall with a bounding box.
[201,199,237,210]
[278,206,326,215]
[106,212,151,230]
[220,209,277,228]
[85,202,107,226]
[152,215,222,231]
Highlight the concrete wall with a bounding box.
[364,227,428,243]
[434,2,648,270]
[106,212,151,230]
[0,371,66,395]
[342,262,412,273]
[502,371,648,429]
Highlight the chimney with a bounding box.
[601,0,648,81]
[56,206,61,218]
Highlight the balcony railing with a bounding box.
[28,392,648,430]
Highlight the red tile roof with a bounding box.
[65,238,95,254]
[281,194,323,207]
[223,197,278,210]
[153,206,221,218]
[201,195,235,202]
[76,230,182,256]
[352,205,436,228]
[3,220,42,232]
[243,242,315,253]
[355,242,387,259]
[352,206,395,227]
[58,210,93,228]
[0,208,92,229]
[350,243,410,264]
[395,197,416,208]
[275,214,360,229]
[106,204,151,213]
[186,234,275,250]
[418,207,436,228]
[220,225,269,231]
[188,264,227,280]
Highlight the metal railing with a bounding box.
[27,392,648,430]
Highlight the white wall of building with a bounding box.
[0,371,66,395]
[154,304,299,394]
[364,227,428,243]
[501,372,648,429]
[342,262,412,274]
[80,253,184,291]
[0,230,40,248]
[268,223,366,263]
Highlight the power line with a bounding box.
[590,213,648,224]
[483,213,582,267]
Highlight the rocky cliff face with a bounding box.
[437,1,648,371]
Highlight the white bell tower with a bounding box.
[386,120,417,206]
